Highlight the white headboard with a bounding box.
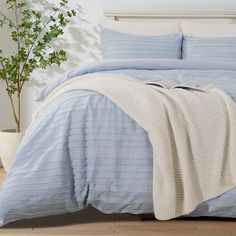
[104,11,236,23]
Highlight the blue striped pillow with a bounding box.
[183,36,236,60]
[101,28,182,59]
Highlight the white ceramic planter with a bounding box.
[0,129,24,172]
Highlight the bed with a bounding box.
[1,11,236,226]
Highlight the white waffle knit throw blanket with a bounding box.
[34,74,236,220]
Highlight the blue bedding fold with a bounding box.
[36,59,236,101]
[1,59,236,226]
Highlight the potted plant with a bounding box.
[0,0,76,171]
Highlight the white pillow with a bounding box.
[101,19,180,36]
[181,21,236,38]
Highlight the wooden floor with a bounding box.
[0,168,236,236]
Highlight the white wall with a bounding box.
[1,0,236,129]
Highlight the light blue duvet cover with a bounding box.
[1,59,236,226]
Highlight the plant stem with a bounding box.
[7,92,20,132]
[19,7,61,80]
[0,11,17,30]
[17,92,21,133]
[11,2,22,132]
[4,80,21,132]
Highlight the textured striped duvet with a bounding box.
[1,59,236,226]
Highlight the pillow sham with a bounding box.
[181,21,236,38]
[101,19,180,36]
[182,36,236,60]
[101,28,182,59]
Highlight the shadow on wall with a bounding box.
[30,0,102,91]
[20,1,102,127]
[0,0,102,128]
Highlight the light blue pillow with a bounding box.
[183,36,236,60]
[101,28,182,59]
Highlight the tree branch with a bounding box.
[19,6,63,78]
[0,11,17,30]
[4,80,19,129]
[13,2,21,95]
